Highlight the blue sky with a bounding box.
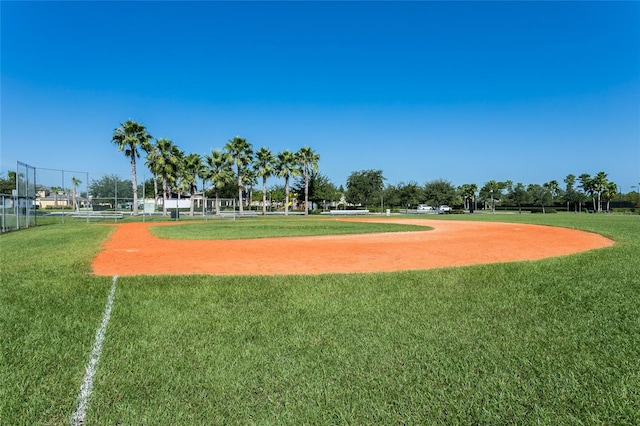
[2,1,639,192]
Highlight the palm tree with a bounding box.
[481,180,504,213]
[296,147,320,215]
[578,173,596,212]
[224,136,253,213]
[592,171,609,212]
[254,147,276,215]
[242,167,258,212]
[154,138,183,216]
[111,119,153,216]
[603,181,618,213]
[182,153,204,216]
[543,180,560,210]
[145,144,162,211]
[458,183,478,211]
[564,174,577,212]
[275,150,300,216]
[203,149,234,215]
[71,176,82,210]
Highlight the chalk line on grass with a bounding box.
[70,275,117,426]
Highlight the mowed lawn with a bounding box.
[1,214,638,424]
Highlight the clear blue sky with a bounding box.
[2,1,639,192]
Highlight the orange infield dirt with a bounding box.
[92,219,614,276]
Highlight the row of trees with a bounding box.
[109,119,636,215]
[344,170,635,213]
[111,119,321,216]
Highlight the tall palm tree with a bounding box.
[145,144,162,210]
[603,181,618,213]
[296,146,320,215]
[592,171,609,212]
[275,150,300,216]
[242,167,258,212]
[254,147,275,215]
[111,119,153,216]
[458,183,478,211]
[71,176,82,210]
[224,136,253,213]
[154,138,183,216]
[182,153,204,216]
[564,174,577,212]
[578,173,596,212]
[481,180,504,213]
[203,149,234,215]
[543,180,560,209]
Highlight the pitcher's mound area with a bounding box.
[92,219,613,276]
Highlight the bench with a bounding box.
[217,211,259,218]
[327,209,369,216]
[71,211,124,219]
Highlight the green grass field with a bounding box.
[1,214,638,424]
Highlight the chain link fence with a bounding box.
[1,162,37,232]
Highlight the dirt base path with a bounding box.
[92,219,614,276]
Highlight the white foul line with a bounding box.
[70,275,117,426]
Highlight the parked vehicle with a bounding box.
[417,204,434,211]
[439,205,452,213]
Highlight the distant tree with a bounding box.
[458,183,478,211]
[382,184,401,210]
[563,174,579,212]
[0,172,15,194]
[528,183,553,213]
[111,119,153,216]
[345,169,385,209]
[182,153,204,216]
[395,181,423,211]
[578,173,596,211]
[154,138,183,215]
[384,181,424,209]
[71,176,82,210]
[145,143,162,209]
[480,180,506,212]
[603,181,618,213]
[293,170,339,211]
[268,184,287,208]
[543,180,561,208]
[224,136,253,213]
[203,149,234,215]
[423,179,457,207]
[275,150,300,216]
[254,147,276,215]
[242,167,258,211]
[506,182,529,213]
[592,171,609,212]
[89,175,133,199]
[296,146,320,215]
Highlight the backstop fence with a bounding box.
[1,162,37,232]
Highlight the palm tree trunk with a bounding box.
[237,170,243,213]
[153,173,159,211]
[131,156,139,216]
[304,165,309,215]
[262,177,267,216]
[284,177,290,216]
[162,173,168,216]
[189,183,195,216]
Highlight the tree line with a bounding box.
[111,119,322,216]
[344,170,636,213]
[106,119,636,215]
